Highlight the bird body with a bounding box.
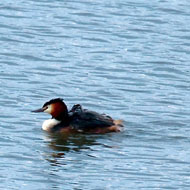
[32,98,123,134]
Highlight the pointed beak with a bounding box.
[31,108,45,113]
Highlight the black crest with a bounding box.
[43,98,64,107]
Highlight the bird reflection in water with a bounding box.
[44,133,100,165]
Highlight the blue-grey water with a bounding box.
[0,0,190,189]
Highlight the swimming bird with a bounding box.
[32,98,123,134]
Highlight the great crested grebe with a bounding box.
[32,98,123,134]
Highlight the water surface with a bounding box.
[0,0,190,189]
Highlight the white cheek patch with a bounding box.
[44,105,52,114]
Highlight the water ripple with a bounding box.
[0,0,190,189]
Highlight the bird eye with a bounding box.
[44,106,48,110]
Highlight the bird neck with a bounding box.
[53,111,69,124]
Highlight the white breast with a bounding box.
[42,119,61,131]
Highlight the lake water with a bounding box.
[0,0,190,189]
